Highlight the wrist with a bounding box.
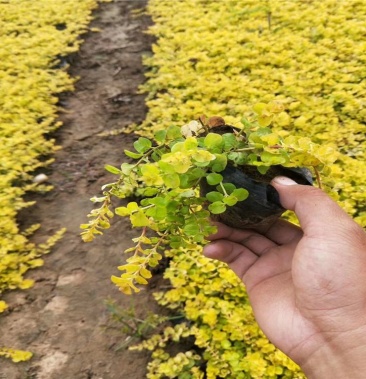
[299,327,366,379]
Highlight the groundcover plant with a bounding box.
[82,103,337,378]
[82,103,336,295]
[0,0,107,363]
[81,0,365,377]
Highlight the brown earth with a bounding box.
[0,1,165,378]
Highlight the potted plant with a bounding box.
[81,101,336,294]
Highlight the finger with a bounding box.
[203,240,258,279]
[208,220,302,249]
[271,176,360,238]
[207,222,277,256]
[264,218,303,245]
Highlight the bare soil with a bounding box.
[0,1,163,378]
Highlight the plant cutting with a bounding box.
[81,101,336,294]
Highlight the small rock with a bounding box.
[33,173,48,184]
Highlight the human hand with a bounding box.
[203,176,366,378]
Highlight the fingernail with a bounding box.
[273,176,297,185]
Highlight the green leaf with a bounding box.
[222,133,239,151]
[146,196,167,207]
[133,137,152,153]
[204,133,224,150]
[145,205,167,220]
[247,153,260,164]
[124,150,143,159]
[189,167,206,179]
[105,164,121,174]
[166,199,179,212]
[249,128,272,147]
[227,151,247,165]
[211,153,227,172]
[162,172,180,188]
[154,129,167,143]
[169,236,184,249]
[260,151,287,165]
[208,201,226,214]
[183,223,200,236]
[121,163,135,175]
[174,169,204,188]
[180,189,196,197]
[158,160,176,174]
[171,141,185,153]
[256,127,273,137]
[166,125,182,140]
[241,117,251,127]
[141,187,159,196]
[179,174,193,189]
[218,183,236,194]
[223,195,238,206]
[232,188,249,201]
[148,259,159,268]
[257,165,270,174]
[205,191,224,202]
[192,234,205,243]
[206,173,223,185]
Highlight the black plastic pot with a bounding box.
[199,124,313,231]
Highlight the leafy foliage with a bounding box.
[140,0,365,227]
[0,0,107,362]
[131,247,305,379]
[0,348,33,363]
[82,106,335,296]
[84,0,365,378]
[103,0,366,378]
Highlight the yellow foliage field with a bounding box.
[0,0,104,362]
[142,0,365,225]
[132,1,366,378]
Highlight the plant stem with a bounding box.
[313,166,322,189]
[219,181,228,196]
[234,147,256,152]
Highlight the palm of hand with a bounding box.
[203,220,366,365]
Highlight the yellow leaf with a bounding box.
[0,300,8,313]
[135,275,148,285]
[19,279,34,290]
[276,111,291,127]
[252,103,267,115]
[130,211,150,227]
[192,150,216,163]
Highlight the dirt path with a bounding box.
[0,2,159,378]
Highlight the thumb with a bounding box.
[271,176,356,235]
